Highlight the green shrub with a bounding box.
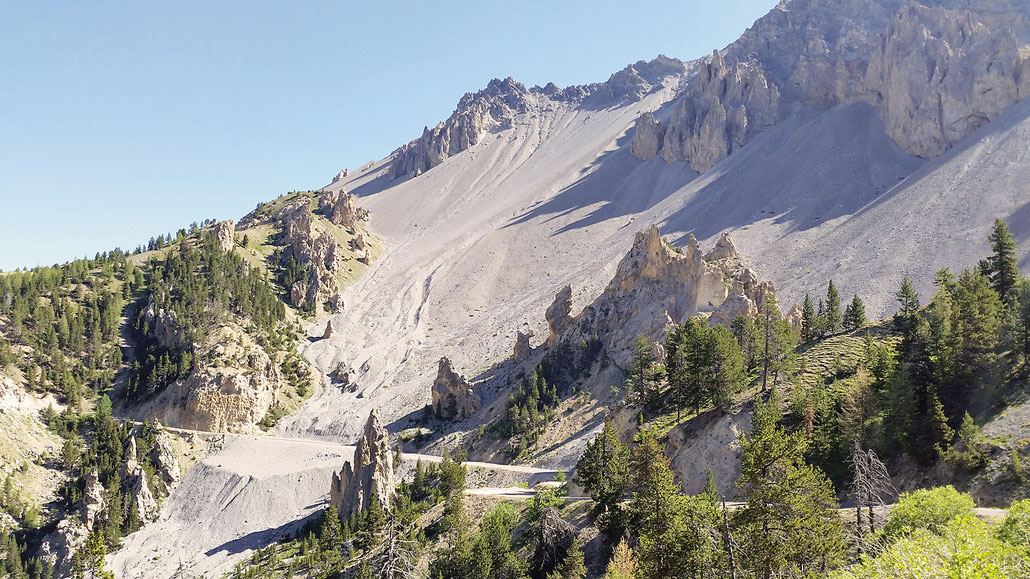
[996,499,1030,547]
[834,515,1030,578]
[884,486,975,539]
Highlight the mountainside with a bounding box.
[4,0,1030,576]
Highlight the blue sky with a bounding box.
[0,0,776,270]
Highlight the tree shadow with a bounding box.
[204,508,324,557]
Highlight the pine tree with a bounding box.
[547,539,586,579]
[629,430,686,577]
[702,468,720,507]
[843,294,866,331]
[734,392,845,577]
[988,218,1019,301]
[826,280,842,333]
[628,336,662,410]
[895,277,921,344]
[801,294,816,343]
[604,538,638,579]
[573,418,629,539]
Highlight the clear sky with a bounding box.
[0,0,777,270]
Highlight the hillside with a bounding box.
[3,0,1030,576]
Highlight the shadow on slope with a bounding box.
[662,102,923,243]
[204,509,323,558]
[503,129,699,233]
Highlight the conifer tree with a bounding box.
[801,294,815,343]
[843,294,866,331]
[574,418,629,539]
[988,218,1019,301]
[734,391,845,577]
[604,538,638,579]
[826,280,842,333]
[702,468,720,507]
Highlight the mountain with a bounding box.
[2,0,1030,576]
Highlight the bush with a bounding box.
[996,499,1030,547]
[834,516,1030,578]
[884,486,976,539]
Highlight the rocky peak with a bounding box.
[554,226,778,368]
[630,111,667,160]
[662,51,781,172]
[705,232,739,261]
[432,357,480,420]
[329,409,395,520]
[214,220,235,253]
[280,201,343,310]
[39,467,107,575]
[332,168,349,183]
[392,77,536,179]
[320,189,359,230]
[600,55,687,101]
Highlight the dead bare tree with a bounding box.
[849,441,895,551]
[358,511,421,579]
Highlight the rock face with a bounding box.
[143,294,184,350]
[863,2,1030,158]
[513,330,532,363]
[704,232,739,261]
[322,320,334,340]
[332,168,349,183]
[122,436,160,523]
[662,51,781,172]
[630,111,667,160]
[139,323,289,433]
[150,425,181,486]
[545,285,574,348]
[432,357,480,420]
[39,467,106,576]
[214,220,235,253]
[652,0,1030,171]
[321,189,359,230]
[390,57,686,179]
[555,226,777,368]
[392,77,532,179]
[329,409,394,520]
[281,201,343,309]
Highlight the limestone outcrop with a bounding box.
[214,220,235,253]
[281,201,343,309]
[432,357,480,420]
[322,320,334,340]
[630,111,666,160]
[652,0,1030,171]
[862,2,1030,158]
[138,323,289,433]
[545,285,574,348]
[392,77,532,179]
[122,436,159,523]
[150,425,181,486]
[321,189,359,230]
[554,226,777,368]
[329,409,394,520]
[662,51,781,172]
[39,468,106,576]
[513,330,532,363]
[332,169,349,183]
[704,232,739,261]
[142,294,184,350]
